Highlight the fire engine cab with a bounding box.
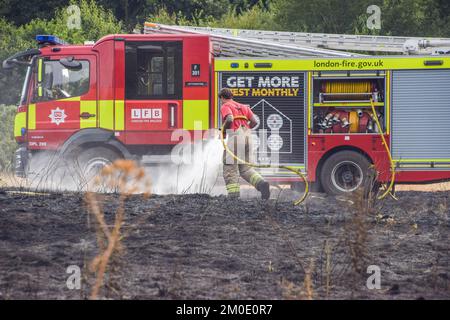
[5,30,450,194]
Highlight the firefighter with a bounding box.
[219,88,271,199]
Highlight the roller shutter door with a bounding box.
[392,69,450,160]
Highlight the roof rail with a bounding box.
[144,23,450,55]
[143,22,364,58]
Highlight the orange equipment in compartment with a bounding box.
[318,109,380,134]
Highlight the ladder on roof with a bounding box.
[143,22,363,58]
[143,23,450,55]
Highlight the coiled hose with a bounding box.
[220,115,309,205]
[369,99,396,200]
[322,81,373,101]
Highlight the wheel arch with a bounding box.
[315,146,374,182]
[58,129,132,159]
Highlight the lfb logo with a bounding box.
[131,108,162,119]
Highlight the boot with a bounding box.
[227,192,240,199]
[256,181,270,200]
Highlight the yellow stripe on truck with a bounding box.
[60,97,81,102]
[28,104,36,130]
[14,112,26,137]
[183,100,209,130]
[80,100,97,129]
[115,100,124,131]
[37,59,43,97]
[38,59,43,82]
[214,57,450,72]
[99,100,114,130]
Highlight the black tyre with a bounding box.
[320,151,371,195]
[73,147,120,186]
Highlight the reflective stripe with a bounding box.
[80,100,97,129]
[215,57,450,72]
[25,99,123,131]
[214,72,219,128]
[226,183,240,193]
[394,159,450,163]
[385,71,391,135]
[308,72,312,130]
[183,100,209,130]
[250,173,263,186]
[14,112,26,137]
[115,100,124,130]
[28,104,36,130]
[37,59,43,97]
[60,97,81,102]
[38,59,43,82]
[99,100,114,130]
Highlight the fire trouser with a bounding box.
[221,116,309,205]
[223,126,264,196]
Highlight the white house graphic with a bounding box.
[250,99,293,154]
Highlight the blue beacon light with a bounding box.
[36,35,68,46]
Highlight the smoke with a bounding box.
[148,138,225,195]
[18,137,226,195]
[25,151,90,192]
[16,132,262,197]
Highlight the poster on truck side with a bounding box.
[219,72,306,165]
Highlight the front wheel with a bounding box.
[320,151,371,195]
[72,147,121,189]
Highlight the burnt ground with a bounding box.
[0,188,449,300]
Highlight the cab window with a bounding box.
[34,59,90,102]
[125,41,182,100]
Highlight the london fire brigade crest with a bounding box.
[49,107,67,126]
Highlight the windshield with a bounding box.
[19,63,33,106]
[35,60,90,102]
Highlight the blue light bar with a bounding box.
[36,35,68,46]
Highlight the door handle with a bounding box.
[169,103,177,128]
[80,112,96,119]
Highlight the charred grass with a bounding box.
[0,170,449,299]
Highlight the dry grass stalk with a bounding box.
[324,240,332,296]
[280,278,302,300]
[303,258,315,300]
[86,160,151,300]
[280,258,315,300]
[344,188,371,279]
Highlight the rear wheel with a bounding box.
[320,151,371,195]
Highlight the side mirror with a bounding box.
[2,59,31,69]
[2,59,13,69]
[2,48,40,70]
[59,57,82,70]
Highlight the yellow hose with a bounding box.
[323,81,372,93]
[369,99,396,200]
[323,81,373,101]
[220,116,309,205]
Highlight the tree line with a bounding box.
[2,0,450,104]
[1,0,450,170]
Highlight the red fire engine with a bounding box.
[5,29,450,195]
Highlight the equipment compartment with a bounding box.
[312,72,386,134]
